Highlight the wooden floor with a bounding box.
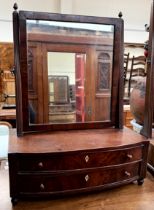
[1,161,154,210]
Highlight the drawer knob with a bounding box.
[125,171,131,177]
[38,162,43,168]
[127,154,133,159]
[40,183,45,190]
[85,155,89,163]
[85,174,89,182]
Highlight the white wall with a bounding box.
[0,0,60,42]
[0,0,152,43]
[71,0,151,43]
[48,52,75,84]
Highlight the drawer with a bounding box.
[18,162,140,194]
[18,145,143,171]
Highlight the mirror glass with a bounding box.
[48,52,85,124]
[26,19,114,125]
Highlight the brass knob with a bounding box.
[38,162,43,168]
[40,183,45,190]
[125,171,131,177]
[127,154,133,159]
[85,174,89,182]
[85,155,89,163]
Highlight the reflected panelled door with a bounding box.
[27,20,114,124]
[13,10,123,135]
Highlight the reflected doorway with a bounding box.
[48,52,86,123]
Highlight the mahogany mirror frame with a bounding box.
[13,7,124,136]
[141,0,154,138]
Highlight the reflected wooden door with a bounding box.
[75,53,85,122]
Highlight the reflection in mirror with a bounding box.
[48,52,86,123]
[26,19,114,125]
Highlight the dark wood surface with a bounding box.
[9,127,147,153]
[141,1,154,138]
[1,166,154,210]
[8,127,149,204]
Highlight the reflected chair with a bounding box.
[123,52,130,101]
[128,55,146,97]
[124,52,130,86]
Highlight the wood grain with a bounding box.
[8,127,147,153]
[8,127,149,202]
[1,166,154,210]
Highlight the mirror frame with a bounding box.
[13,8,124,136]
[140,1,154,138]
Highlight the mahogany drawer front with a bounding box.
[18,162,140,193]
[18,146,143,171]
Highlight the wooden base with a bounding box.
[8,128,149,204]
